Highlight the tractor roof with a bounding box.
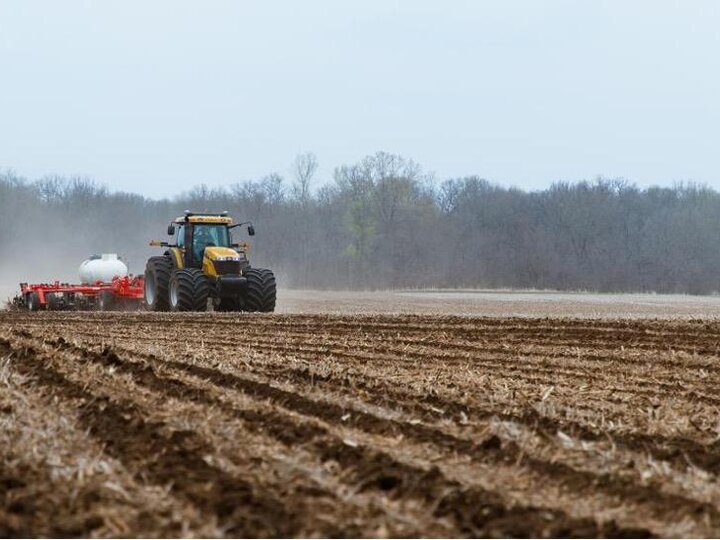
[173,212,233,225]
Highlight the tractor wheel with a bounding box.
[98,291,116,311]
[144,256,172,311]
[26,292,42,312]
[242,268,276,312]
[47,294,61,311]
[169,269,209,312]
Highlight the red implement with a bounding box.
[16,275,144,311]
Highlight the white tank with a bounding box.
[79,254,128,285]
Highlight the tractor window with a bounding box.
[176,225,185,248]
[192,224,230,262]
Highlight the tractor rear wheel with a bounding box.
[98,291,116,311]
[242,268,276,312]
[169,269,209,312]
[144,256,172,311]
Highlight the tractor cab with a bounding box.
[177,222,229,265]
[169,213,237,267]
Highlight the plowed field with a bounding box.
[2,310,720,537]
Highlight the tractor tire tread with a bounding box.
[171,268,209,312]
[242,268,276,312]
[145,256,173,311]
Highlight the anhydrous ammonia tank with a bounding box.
[78,254,128,285]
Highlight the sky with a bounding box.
[0,0,718,198]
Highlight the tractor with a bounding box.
[144,211,276,312]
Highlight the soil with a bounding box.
[3,303,720,536]
[277,289,720,318]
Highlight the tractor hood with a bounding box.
[202,246,244,278]
[203,246,241,261]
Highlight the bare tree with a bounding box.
[292,152,318,206]
[3,155,720,293]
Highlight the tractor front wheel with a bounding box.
[169,269,210,312]
[241,268,276,312]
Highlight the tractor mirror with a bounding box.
[248,225,255,236]
[167,224,175,236]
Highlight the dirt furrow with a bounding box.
[47,333,720,536]
[71,323,720,400]
[31,333,657,538]
[16,319,720,470]
[0,339,218,537]
[12,312,720,351]
[4,311,720,536]
[161,343,720,476]
[1,336,361,537]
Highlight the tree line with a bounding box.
[1,151,719,294]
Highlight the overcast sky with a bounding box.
[0,1,718,198]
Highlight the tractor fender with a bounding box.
[164,248,184,269]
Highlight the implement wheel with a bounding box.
[242,268,276,312]
[98,291,116,312]
[144,256,172,311]
[47,294,62,311]
[26,292,42,312]
[169,269,209,312]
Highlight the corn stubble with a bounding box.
[1,309,720,537]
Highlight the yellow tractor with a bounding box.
[144,211,276,312]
